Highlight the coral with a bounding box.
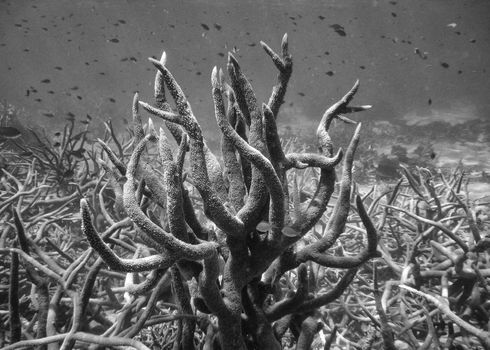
[2,35,490,349]
[81,34,376,349]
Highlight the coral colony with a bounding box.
[2,35,489,349]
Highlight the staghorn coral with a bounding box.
[80,34,377,349]
[3,34,490,350]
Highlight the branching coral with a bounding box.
[3,33,489,350]
[78,34,377,349]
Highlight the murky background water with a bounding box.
[1,0,489,193]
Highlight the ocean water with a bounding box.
[0,0,489,183]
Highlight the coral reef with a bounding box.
[89,33,376,349]
[2,34,489,350]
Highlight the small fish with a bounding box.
[428,98,432,105]
[0,127,21,139]
[200,23,210,31]
[53,142,61,147]
[71,148,85,158]
[447,23,457,28]
[281,226,300,238]
[318,15,325,20]
[108,38,119,43]
[325,71,334,76]
[440,62,449,68]
[330,24,346,37]
[214,23,222,31]
[256,221,270,232]
[41,78,51,83]
[43,112,55,118]
[414,48,428,59]
[298,92,305,96]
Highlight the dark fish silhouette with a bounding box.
[71,148,85,158]
[214,23,222,30]
[330,24,346,37]
[326,71,334,76]
[200,23,210,30]
[108,38,119,43]
[43,112,55,118]
[41,79,51,83]
[440,62,449,68]
[414,48,428,59]
[0,127,21,139]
